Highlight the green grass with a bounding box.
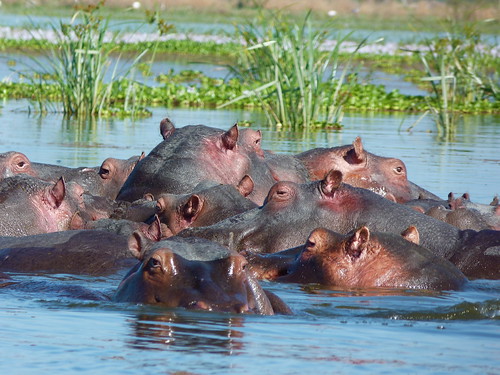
[406,18,499,139]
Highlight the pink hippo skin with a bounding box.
[117,119,277,206]
[295,136,414,203]
[247,226,467,291]
[179,170,500,279]
[113,234,292,315]
[0,175,84,236]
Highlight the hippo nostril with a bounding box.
[188,300,211,311]
[233,303,249,314]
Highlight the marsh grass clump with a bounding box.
[222,11,369,129]
[21,1,150,117]
[408,18,499,139]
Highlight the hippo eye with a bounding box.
[155,200,164,213]
[17,161,26,168]
[147,257,162,270]
[99,167,110,178]
[276,189,288,198]
[394,166,404,174]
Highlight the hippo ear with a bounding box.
[138,151,146,161]
[347,226,370,258]
[305,228,330,253]
[321,170,343,196]
[183,195,203,222]
[46,177,66,209]
[143,215,162,242]
[221,124,239,150]
[344,137,366,164]
[69,212,85,230]
[237,175,254,197]
[99,159,113,180]
[128,231,151,260]
[160,118,175,140]
[143,193,155,201]
[490,196,499,206]
[409,205,426,214]
[401,225,420,245]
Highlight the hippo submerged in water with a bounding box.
[179,170,500,279]
[246,226,468,290]
[114,234,292,315]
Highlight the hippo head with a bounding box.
[155,175,255,235]
[296,137,413,203]
[97,153,145,200]
[280,225,467,290]
[0,151,37,179]
[114,235,282,315]
[239,128,265,157]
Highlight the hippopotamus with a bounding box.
[246,226,467,290]
[179,170,500,279]
[0,218,164,275]
[0,175,84,236]
[114,234,292,315]
[0,151,38,179]
[294,137,414,202]
[448,192,500,230]
[155,176,258,235]
[117,120,277,205]
[0,230,135,275]
[0,151,142,200]
[261,136,439,203]
[405,193,497,231]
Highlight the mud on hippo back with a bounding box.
[114,234,291,315]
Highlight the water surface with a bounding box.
[0,101,499,374]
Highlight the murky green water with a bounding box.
[0,100,499,374]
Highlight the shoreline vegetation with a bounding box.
[0,0,497,134]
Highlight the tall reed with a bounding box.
[222,11,368,129]
[22,1,148,117]
[409,18,498,139]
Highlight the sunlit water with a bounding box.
[0,100,499,374]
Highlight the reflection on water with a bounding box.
[127,310,245,354]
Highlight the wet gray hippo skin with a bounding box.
[179,170,500,279]
[0,230,136,275]
[0,151,142,200]
[114,235,292,315]
[0,175,83,236]
[405,194,497,231]
[155,176,258,235]
[117,121,276,205]
[247,226,468,290]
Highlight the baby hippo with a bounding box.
[248,226,467,291]
[114,234,291,315]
